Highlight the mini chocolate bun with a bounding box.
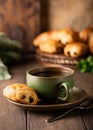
[3,83,38,105]
[3,83,26,101]
[79,27,93,43]
[53,28,79,45]
[39,39,64,54]
[33,30,58,47]
[15,87,38,105]
[88,32,93,54]
[64,42,88,58]
[33,28,79,48]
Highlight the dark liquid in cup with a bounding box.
[32,70,69,77]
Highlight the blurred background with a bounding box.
[0,0,93,51]
[41,0,93,31]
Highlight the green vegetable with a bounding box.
[0,33,22,52]
[77,55,93,73]
[0,33,23,64]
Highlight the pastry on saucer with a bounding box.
[3,83,38,105]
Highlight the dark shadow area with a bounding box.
[40,0,49,32]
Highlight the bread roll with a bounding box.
[88,32,93,54]
[79,27,93,43]
[3,83,38,105]
[33,30,58,47]
[33,28,79,47]
[64,42,88,58]
[39,39,64,54]
[15,87,38,105]
[53,28,79,45]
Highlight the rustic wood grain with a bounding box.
[74,71,93,97]
[0,78,26,130]
[27,110,85,130]
[0,0,41,52]
[81,110,93,130]
[41,0,93,31]
[0,58,93,130]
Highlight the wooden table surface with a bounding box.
[0,57,93,130]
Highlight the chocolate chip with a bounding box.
[21,95,26,99]
[29,97,34,103]
[74,52,77,55]
[67,51,70,56]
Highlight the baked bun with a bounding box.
[33,31,57,47]
[39,39,64,54]
[33,28,79,47]
[3,83,38,105]
[64,42,88,58]
[3,83,25,101]
[88,32,93,54]
[79,27,93,43]
[15,87,38,105]
[53,28,79,45]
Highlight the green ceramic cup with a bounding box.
[26,66,74,102]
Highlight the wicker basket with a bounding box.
[36,49,81,65]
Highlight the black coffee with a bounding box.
[32,70,68,77]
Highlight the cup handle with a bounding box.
[57,82,70,101]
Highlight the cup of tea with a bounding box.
[26,66,74,102]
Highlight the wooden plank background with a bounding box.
[41,0,93,31]
[0,0,93,51]
[0,0,41,52]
